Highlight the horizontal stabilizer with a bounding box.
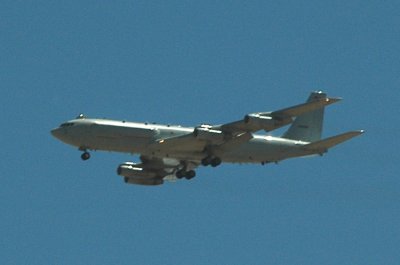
[303,130,364,153]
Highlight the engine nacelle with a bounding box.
[193,126,224,143]
[117,162,157,178]
[117,162,164,186]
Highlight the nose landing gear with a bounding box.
[81,151,91,161]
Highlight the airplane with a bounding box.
[51,91,363,186]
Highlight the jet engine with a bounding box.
[117,162,164,186]
[193,126,224,143]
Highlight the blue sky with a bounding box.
[1,1,399,264]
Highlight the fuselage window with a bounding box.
[60,123,75,127]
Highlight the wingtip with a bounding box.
[349,130,365,137]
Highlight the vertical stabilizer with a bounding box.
[282,91,329,142]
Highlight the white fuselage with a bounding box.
[51,118,312,164]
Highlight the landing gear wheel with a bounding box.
[211,157,222,167]
[81,152,90,161]
[176,169,196,180]
[176,170,185,179]
[201,157,212,166]
[202,156,222,167]
[185,170,196,180]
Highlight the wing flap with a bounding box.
[215,132,253,154]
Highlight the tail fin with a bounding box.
[282,91,339,142]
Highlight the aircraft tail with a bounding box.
[282,91,339,142]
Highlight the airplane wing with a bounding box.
[148,94,341,152]
[148,133,206,152]
[149,126,254,155]
[213,95,341,135]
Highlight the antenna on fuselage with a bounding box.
[76,113,86,119]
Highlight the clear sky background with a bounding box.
[1,1,399,264]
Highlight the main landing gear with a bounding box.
[176,169,196,180]
[81,151,91,161]
[201,156,222,167]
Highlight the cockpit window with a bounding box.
[60,122,74,127]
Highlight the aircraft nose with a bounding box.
[51,127,63,139]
